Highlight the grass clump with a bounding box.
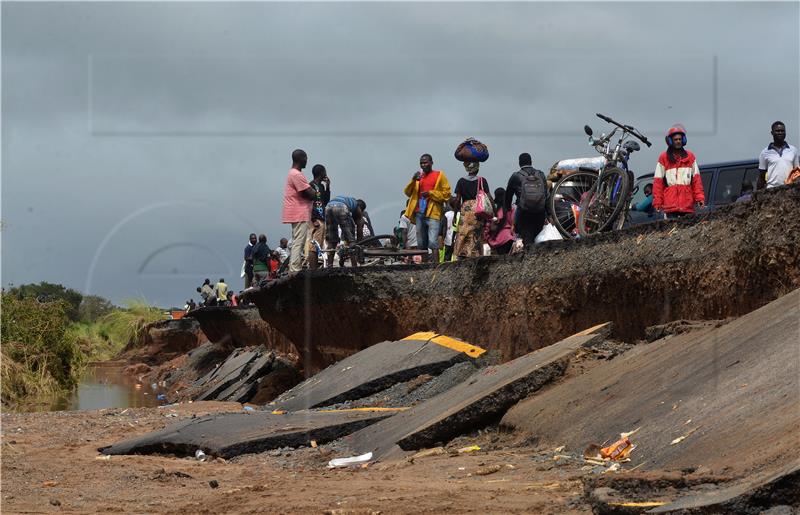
[1,294,85,406]
[100,298,167,350]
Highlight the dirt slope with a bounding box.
[246,185,800,366]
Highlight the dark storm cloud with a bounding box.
[2,2,798,307]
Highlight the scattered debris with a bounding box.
[475,465,501,476]
[671,426,701,445]
[458,445,481,454]
[328,452,373,468]
[410,447,445,460]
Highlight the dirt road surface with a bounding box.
[2,402,591,514]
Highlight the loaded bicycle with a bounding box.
[548,114,651,238]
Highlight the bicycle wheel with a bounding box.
[548,171,598,238]
[576,167,631,237]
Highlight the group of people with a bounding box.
[403,121,798,261]
[188,278,239,310]
[202,120,797,302]
[631,121,798,216]
[279,149,377,273]
[398,152,550,263]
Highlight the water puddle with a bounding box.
[17,362,168,412]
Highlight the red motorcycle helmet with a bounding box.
[665,125,687,146]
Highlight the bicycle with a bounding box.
[548,113,651,238]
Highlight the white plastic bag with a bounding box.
[535,223,563,244]
[327,452,373,468]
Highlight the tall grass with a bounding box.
[1,295,85,407]
[100,298,167,350]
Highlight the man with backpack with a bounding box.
[504,153,548,246]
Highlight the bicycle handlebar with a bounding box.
[596,113,652,147]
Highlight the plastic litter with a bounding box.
[457,445,481,454]
[243,406,255,412]
[195,449,207,461]
[671,426,701,445]
[156,394,167,401]
[327,452,373,468]
[601,437,635,461]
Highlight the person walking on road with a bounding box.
[504,153,548,246]
[282,149,315,273]
[403,154,452,263]
[652,125,705,219]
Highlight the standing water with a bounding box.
[18,362,167,412]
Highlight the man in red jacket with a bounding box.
[652,125,705,219]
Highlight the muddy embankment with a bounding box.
[246,185,800,364]
[119,307,299,378]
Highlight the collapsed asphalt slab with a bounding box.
[189,346,299,404]
[342,330,602,460]
[194,346,273,401]
[99,409,394,459]
[502,289,800,481]
[270,333,486,412]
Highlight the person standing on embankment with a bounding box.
[652,125,705,219]
[281,149,315,274]
[403,154,452,263]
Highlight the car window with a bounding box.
[630,177,653,204]
[744,167,760,190]
[700,171,714,199]
[714,167,747,204]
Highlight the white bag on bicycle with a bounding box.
[535,223,562,244]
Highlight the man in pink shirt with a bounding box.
[282,149,315,273]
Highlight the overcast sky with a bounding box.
[2,1,798,307]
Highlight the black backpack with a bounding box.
[518,168,547,213]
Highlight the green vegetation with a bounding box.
[1,285,168,408]
[7,281,84,322]
[1,295,85,406]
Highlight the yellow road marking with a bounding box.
[403,332,438,341]
[574,322,611,336]
[430,335,486,357]
[608,501,668,508]
[317,407,410,413]
[402,332,486,358]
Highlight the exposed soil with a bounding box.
[1,404,594,514]
[245,185,800,364]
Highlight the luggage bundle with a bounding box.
[454,138,489,163]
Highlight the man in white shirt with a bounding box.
[398,210,418,263]
[758,121,799,189]
[441,200,457,262]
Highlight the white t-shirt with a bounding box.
[398,215,418,248]
[275,247,290,263]
[443,210,455,246]
[759,143,799,188]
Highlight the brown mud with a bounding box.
[246,185,800,364]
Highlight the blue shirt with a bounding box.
[328,196,358,212]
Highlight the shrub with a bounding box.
[1,294,85,405]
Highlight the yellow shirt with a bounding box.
[403,170,452,221]
[215,282,228,301]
